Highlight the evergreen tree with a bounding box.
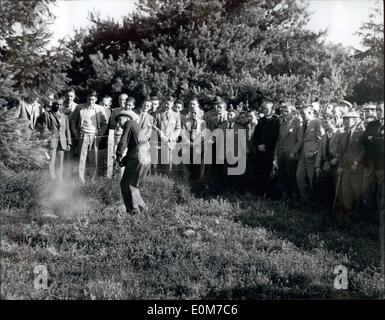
[66,0,346,106]
[350,2,384,104]
[0,108,48,175]
[0,0,70,107]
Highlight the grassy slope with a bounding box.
[0,171,383,299]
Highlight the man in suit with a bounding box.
[17,98,42,131]
[217,107,246,190]
[38,100,72,181]
[70,90,108,183]
[206,97,228,131]
[275,104,303,201]
[203,98,228,186]
[296,105,325,203]
[137,98,155,143]
[61,89,79,179]
[362,102,384,215]
[116,111,151,214]
[243,110,259,193]
[315,116,340,209]
[336,111,365,219]
[252,101,280,197]
[155,96,181,172]
[181,104,207,181]
[173,99,188,131]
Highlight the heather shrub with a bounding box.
[1,173,383,299]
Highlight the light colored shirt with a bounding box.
[81,106,97,134]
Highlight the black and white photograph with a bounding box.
[0,0,384,305]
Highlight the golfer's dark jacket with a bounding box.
[116,120,142,166]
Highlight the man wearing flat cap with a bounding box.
[70,90,108,183]
[335,111,365,219]
[116,111,151,214]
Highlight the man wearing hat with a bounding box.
[335,111,365,219]
[116,110,151,214]
[296,105,325,204]
[203,96,219,123]
[70,90,108,183]
[108,96,138,176]
[275,104,303,201]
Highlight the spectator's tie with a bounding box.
[344,130,351,152]
[303,120,308,133]
[191,119,197,141]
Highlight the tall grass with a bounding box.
[0,172,383,299]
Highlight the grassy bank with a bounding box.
[0,171,383,299]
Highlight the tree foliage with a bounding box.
[0,0,70,106]
[0,108,48,175]
[348,2,384,104]
[65,0,356,107]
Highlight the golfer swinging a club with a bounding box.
[115,110,151,214]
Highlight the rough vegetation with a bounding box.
[1,171,382,299]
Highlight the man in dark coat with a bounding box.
[116,111,151,214]
[252,100,280,197]
[362,102,384,214]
